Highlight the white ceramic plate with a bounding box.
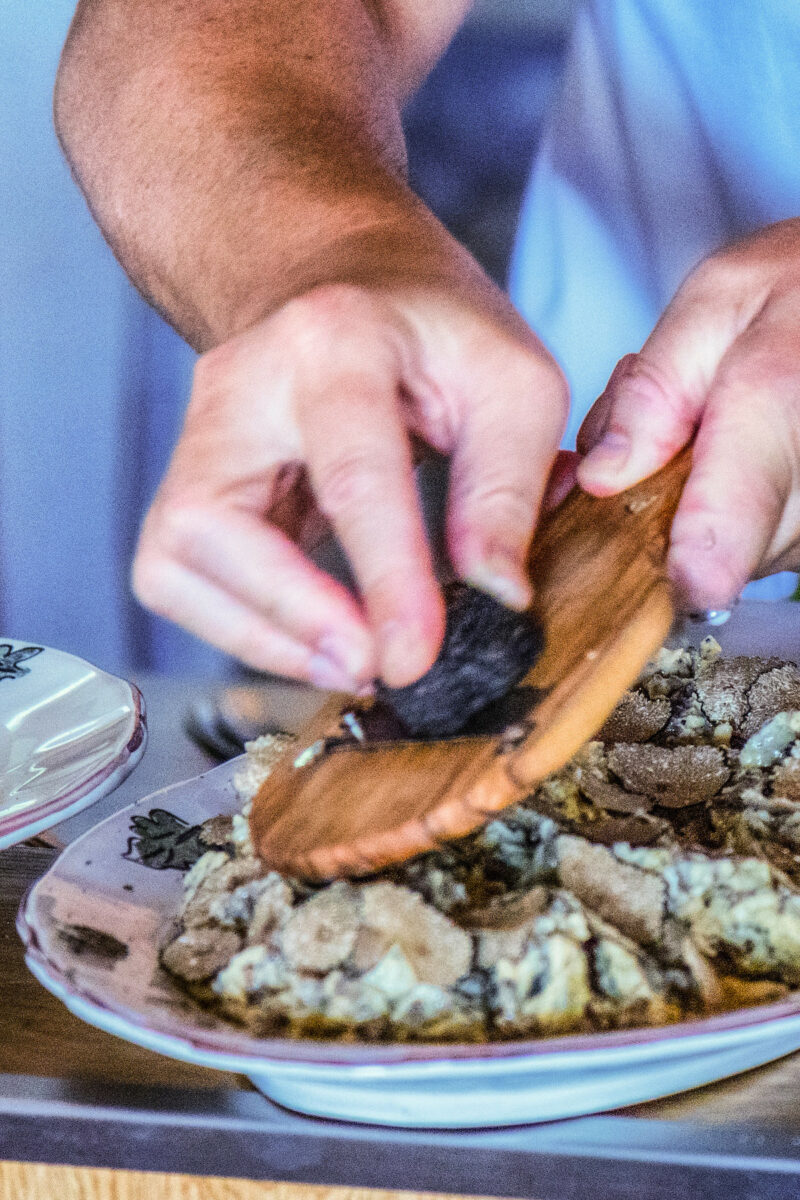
[18,755,800,1128]
[0,637,146,848]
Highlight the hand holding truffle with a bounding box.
[578,218,800,609]
[132,266,567,693]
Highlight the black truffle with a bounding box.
[376,582,543,738]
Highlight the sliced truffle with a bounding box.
[462,886,550,933]
[279,882,360,973]
[577,813,669,847]
[598,691,671,744]
[579,775,650,813]
[475,908,542,969]
[742,665,800,739]
[695,655,783,729]
[475,890,588,970]
[529,760,668,844]
[353,883,472,987]
[376,582,542,737]
[608,744,729,807]
[162,640,800,1044]
[556,836,666,946]
[161,926,242,983]
[573,744,650,813]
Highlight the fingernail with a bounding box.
[667,531,741,612]
[468,553,531,611]
[308,654,360,693]
[377,619,429,688]
[581,430,631,474]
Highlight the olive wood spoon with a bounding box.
[250,445,692,880]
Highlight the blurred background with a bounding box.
[1,0,575,678]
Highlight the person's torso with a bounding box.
[511,0,800,439]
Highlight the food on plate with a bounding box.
[160,637,800,1041]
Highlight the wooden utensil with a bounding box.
[250,446,693,880]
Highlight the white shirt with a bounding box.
[511,0,800,598]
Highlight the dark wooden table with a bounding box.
[4,659,800,1199]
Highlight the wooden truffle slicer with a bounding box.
[250,446,693,880]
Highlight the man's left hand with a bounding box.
[578,218,800,609]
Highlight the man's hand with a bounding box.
[57,0,565,689]
[578,219,800,609]
[133,271,567,690]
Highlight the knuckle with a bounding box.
[524,359,569,424]
[615,353,668,400]
[315,451,383,515]
[613,353,691,426]
[148,500,210,565]
[493,343,570,426]
[606,352,639,389]
[725,346,796,401]
[684,252,744,298]
[278,284,379,356]
[192,340,237,399]
[684,249,769,315]
[130,548,170,614]
[459,478,534,531]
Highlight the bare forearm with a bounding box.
[55,0,470,348]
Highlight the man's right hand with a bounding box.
[132,255,568,691]
[56,0,566,689]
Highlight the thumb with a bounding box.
[577,266,744,496]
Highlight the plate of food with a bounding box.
[18,607,800,1126]
[0,637,145,849]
